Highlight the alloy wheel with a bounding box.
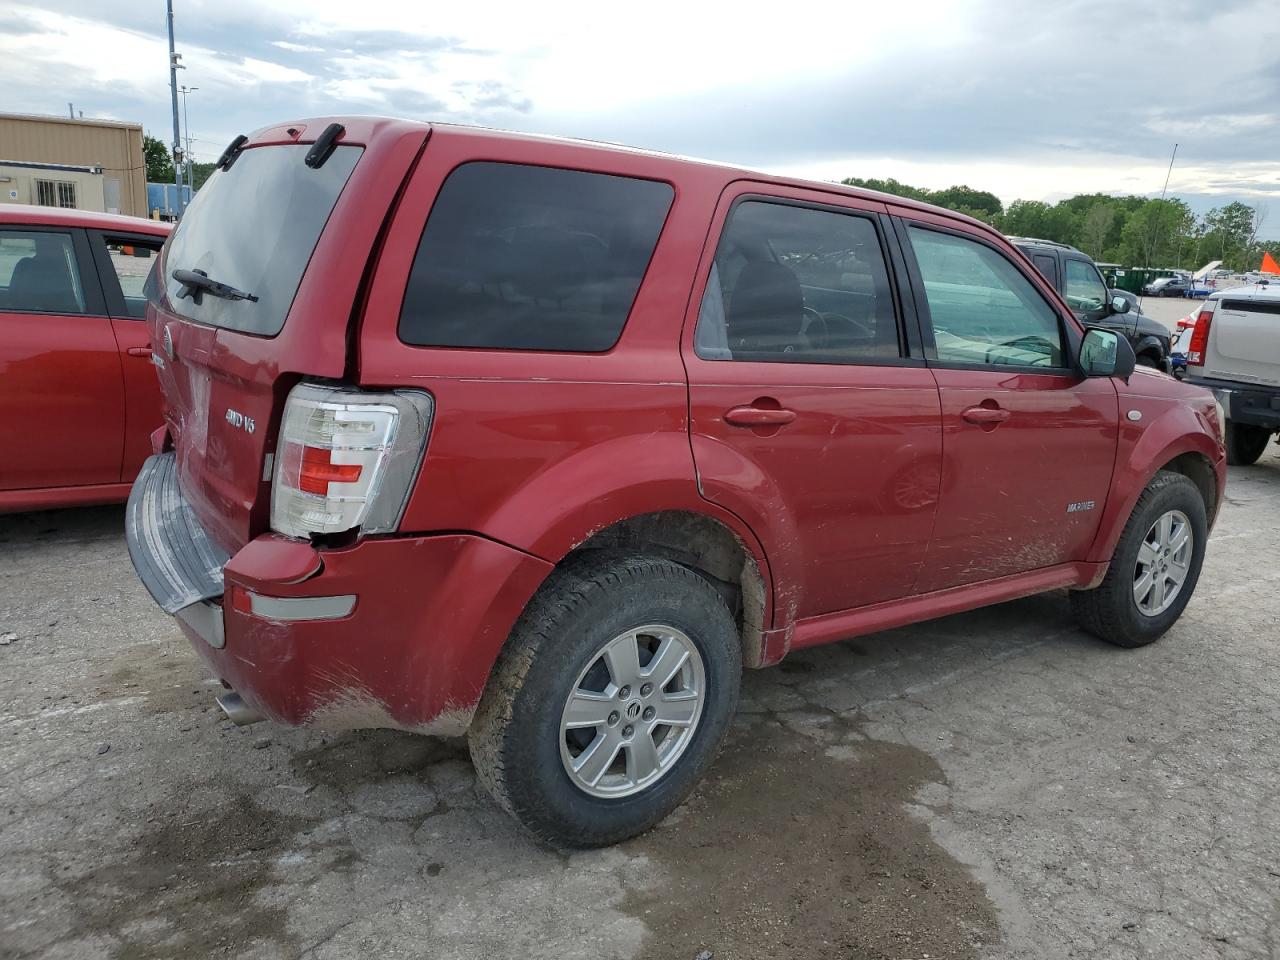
[1133,509,1193,617]
[559,624,706,799]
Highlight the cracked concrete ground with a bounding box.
[2,450,1278,959]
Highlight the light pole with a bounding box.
[179,85,198,201]
[166,0,186,216]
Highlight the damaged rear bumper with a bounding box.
[125,452,553,732]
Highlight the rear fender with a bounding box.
[1086,400,1224,564]
[478,431,777,647]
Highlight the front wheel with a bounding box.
[1070,471,1207,647]
[1137,353,1161,369]
[1224,419,1272,466]
[469,554,741,847]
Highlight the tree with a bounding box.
[999,200,1051,239]
[143,133,174,184]
[190,161,217,191]
[929,185,1003,220]
[840,176,930,202]
[1079,203,1116,260]
[1203,202,1256,271]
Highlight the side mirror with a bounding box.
[1109,295,1130,315]
[1080,327,1136,380]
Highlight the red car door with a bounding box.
[0,226,125,492]
[684,184,943,620]
[892,212,1119,592]
[88,229,167,482]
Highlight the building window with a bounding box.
[35,180,77,209]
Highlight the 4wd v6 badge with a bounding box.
[225,408,256,434]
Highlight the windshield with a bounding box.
[159,144,361,336]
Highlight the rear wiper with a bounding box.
[172,268,258,305]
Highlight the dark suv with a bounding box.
[1011,238,1170,371]
[126,119,1225,846]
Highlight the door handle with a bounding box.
[126,345,152,357]
[724,405,797,427]
[961,405,1011,425]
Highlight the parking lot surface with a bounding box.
[2,450,1278,960]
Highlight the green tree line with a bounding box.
[841,175,1272,273]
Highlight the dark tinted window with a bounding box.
[0,230,86,314]
[160,144,362,336]
[695,201,899,364]
[398,162,673,352]
[1031,253,1058,288]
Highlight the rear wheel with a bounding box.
[1224,419,1272,466]
[1137,353,1161,369]
[1071,471,1207,647]
[469,554,741,847]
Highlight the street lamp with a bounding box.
[179,85,199,200]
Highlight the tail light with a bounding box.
[1186,301,1216,366]
[270,382,433,539]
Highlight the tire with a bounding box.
[469,553,742,847]
[1070,471,1207,648]
[1224,419,1272,466]
[1136,353,1160,369]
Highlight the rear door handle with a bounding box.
[961,405,1011,425]
[126,345,152,357]
[724,406,797,427]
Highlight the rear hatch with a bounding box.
[1208,292,1280,387]
[146,118,428,552]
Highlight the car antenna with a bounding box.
[1137,143,1178,318]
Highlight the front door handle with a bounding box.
[961,405,1011,426]
[724,405,797,427]
[126,345,152,357]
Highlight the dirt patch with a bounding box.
[623,719,998,960]
[58,794,309,959]
[290,728,468,790]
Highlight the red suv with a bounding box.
[1,207,168,511]
[126,119,1226,846]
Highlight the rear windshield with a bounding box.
[398,162,673,352]
[159,144,361,336]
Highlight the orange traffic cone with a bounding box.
[1262,252,1280,275]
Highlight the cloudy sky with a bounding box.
[3,0,1278,236]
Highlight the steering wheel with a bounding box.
[801,307,829,347]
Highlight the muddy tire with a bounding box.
[1070,471,1207,648]
[1224,420,1271,466]
[469,553,741,847]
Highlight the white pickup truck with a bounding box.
[1186,283,1280,464]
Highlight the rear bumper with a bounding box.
[125,453,553,732]
[1189,375,1280,431]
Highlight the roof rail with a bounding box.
[1006,236,1081,253]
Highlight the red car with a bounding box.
[126,119,1225,846]
[0,207,169,512]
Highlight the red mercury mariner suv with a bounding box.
[127,119,1226,846]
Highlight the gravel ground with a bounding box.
[2,448,1279,960]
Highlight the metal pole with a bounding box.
[166,0,184,215]
[180,87,197,202]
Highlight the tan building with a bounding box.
[0,113,147,218]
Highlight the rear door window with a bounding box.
[398,162,673,352]
[0,230,87,315]
[92,233,164,318]
[694,200,901,363]
[159,144,362,336]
